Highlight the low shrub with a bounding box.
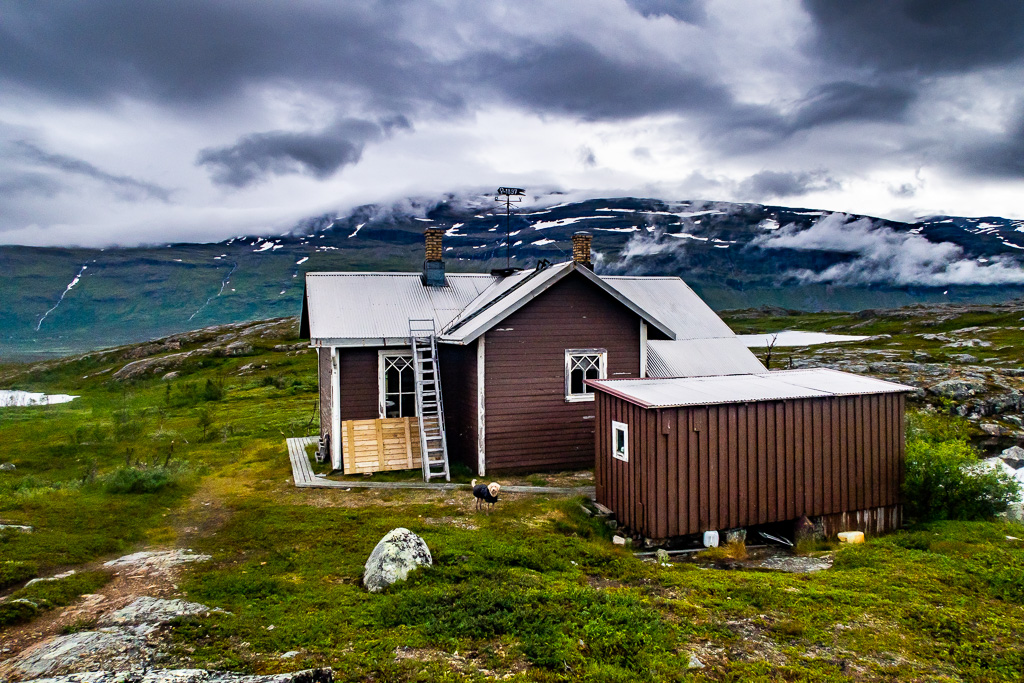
[0,559,39,590]
[0,571,110,627]
[903,437,1020,522]
[103,466,173,494]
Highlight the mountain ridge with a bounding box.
[3,195,1024,361]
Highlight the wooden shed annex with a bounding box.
[587,369,916,541]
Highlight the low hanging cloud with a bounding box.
[196,116,410,188]
[12,140,171,201]
[756,212,1024,286]
[737,169,840,200]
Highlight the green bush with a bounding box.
[0,571,110,627]
[103,466,174,494]
[0,559,39,590]
[903,436,1020,522]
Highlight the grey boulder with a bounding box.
[362,528,432,593]
[1000,445,1024,470]
[0,462,15,471]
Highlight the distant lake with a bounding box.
[739,331,870,348]
[0,390,78,407]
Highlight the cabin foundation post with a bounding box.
[330,347,342,470]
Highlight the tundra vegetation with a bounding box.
[0,309,1022,681]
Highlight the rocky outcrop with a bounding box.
[102,550,211,571]
[0,597,222,680]
[928,379,987,401]
[363,528,432,593]
[19,667,332,682]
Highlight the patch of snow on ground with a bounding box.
[532,239,556,246]
[759,218,780,231]
[1001,241,1024,250]
[296,256,309,265]
[0,390,78,407]
[738,331,870,347]
[253,241,275,252]
[666,232,710,242]
[531,216,615,230]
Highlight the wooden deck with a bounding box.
[285,436,595,496]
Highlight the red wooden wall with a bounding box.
[483,273,641,472]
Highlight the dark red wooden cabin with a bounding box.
[589,370,914,539]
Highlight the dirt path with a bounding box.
[0,480,232,676]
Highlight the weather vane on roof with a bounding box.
[495,187,525,270]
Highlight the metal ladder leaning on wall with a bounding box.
[409,319,451,482]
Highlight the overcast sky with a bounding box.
[2,0,1023,247]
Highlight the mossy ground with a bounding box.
[1,313,1023,681]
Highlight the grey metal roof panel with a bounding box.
[647,338,767,378]
[587,369,915,409]
[304,272,496,341]
[602,276,735,340]
[757,368,918,396]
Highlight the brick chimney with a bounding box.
[422,227,446,286]
[572,231,592,269]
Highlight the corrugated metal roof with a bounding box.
[302,261,758,351]
[647,338,767,378]
[587,368,915,409]
[304,272,496,343]
[602,276,735,340]
[438,262,678,343]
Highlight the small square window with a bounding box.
[612,421,628,461]
[565,349,607,401]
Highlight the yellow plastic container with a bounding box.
[837,531,865,544]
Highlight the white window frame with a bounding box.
[612,420,629,462]
[564,348,607,402]
[378,350,417,418]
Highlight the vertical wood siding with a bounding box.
[595,392,906,539]
[484,273,641,472]
[338,348,380,420]
[318,347,333,444]
[438,343,478,471]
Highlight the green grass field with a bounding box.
[2,312,1023,681]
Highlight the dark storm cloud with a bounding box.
[197,117,410,188]
[792,82,915,129]
[954,109,1024,179]
[11,141,171,201]
[472,39,732,120]
[0,0,454,113]
[738,170,840,200]
[625,0,706,24]
[0,172,65,198]
[802,0,1024,73]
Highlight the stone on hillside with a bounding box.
[927,379,986,400]
[1001,502,1024,522]
[363,528,432,593]
[161,371,179,380]
[1002,446,1024,469]
[948,353,979,363]
[102,549,211,572]
[972,457,1017,477]
[980,423,1009,436]
[0,462,15,471]
[99,596,215,627]
[25,569,76,587]
[687,654,705,669]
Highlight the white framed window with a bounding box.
[378,351,416,418]
[565,348,607,402]
[612,420,628,462]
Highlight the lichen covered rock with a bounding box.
[362,528,432,593]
